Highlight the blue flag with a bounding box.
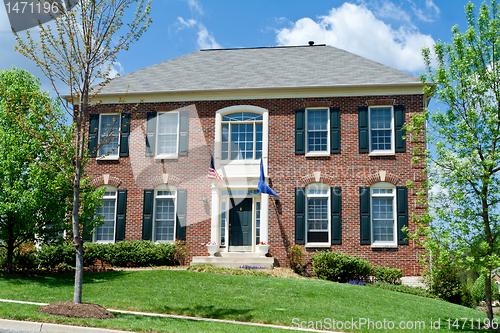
[257,158,279,197]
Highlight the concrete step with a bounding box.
[191,256,277,269]
[219,252,266,258]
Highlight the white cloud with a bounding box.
[185,0,204,16]
[410,0,440,22]
[177,17,197,28]
[275,3,434,73]
[197,26,221,49]
[108,62,124,79]
[374,1,412,23]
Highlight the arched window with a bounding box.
[215,106,268,162]
[221,112,263,160]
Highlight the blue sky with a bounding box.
[0,0,476,93]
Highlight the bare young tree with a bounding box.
[14,0,152,304]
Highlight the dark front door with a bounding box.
[229,198,252,247]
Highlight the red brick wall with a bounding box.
[86,94,426,276]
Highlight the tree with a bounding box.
[0,68,72,274]
[14,0,151,304]
[413,0,500,324]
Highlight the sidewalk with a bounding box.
[0,299,333,333]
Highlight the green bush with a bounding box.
[287,244,306,274]
[460,284,475,308]
[37,240,177,268]
[312,251,372,283]
[471,274,500,303]
[369,282,441,300]
[96,241,176,267]
[425,252,463,305]
[372,266,403,285]
[37,241,76,268]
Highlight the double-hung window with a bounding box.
[156,112,179,158]
[369,106,393,153]
[221,112,263,160]
[154,187,177,242]
[306,108,329,154]
[306,184,330,244]
[95,189,117,243]
[371,184,396,247]
[98,114,121,158]
[295,107,340,155]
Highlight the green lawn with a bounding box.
[0,270,492,332]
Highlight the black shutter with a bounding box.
[176,189,187,241]
[115,189,127,242]
[88,114,99,157]
[331,187,342,244]
[358,106,369,153]
[178,111,189,156]
[397,186,408,245]
[119,113,130,157]
[359,187,371,244]
[295,109,305,154]
[394,105,406,152]
[142,189,154,240]
[295,187,306,244]
[145,113,156,157]
[330,107,341,154]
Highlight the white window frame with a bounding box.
[368,106,395,155]
[94,186,117,243]
[98,113,121,160]
[155,111,180,160]
[305,183,331,248]
[305,108,330,157]
[153,184,177,243]
[220,112,263,161]
[215,106,269,169]
[370,182,397,248]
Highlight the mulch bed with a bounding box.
[37,302,115,319]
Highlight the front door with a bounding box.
[229,198,252,249]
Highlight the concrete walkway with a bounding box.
[0,299,335,333]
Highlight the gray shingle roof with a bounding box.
[99,45,421,95]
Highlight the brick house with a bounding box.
[83,44,427,276]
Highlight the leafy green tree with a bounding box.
[14,0,151,303]
[0,68,72,274]
[410,0,500,322]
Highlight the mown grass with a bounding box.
[0,269,491,332]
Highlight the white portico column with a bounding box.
[260,193,269,243]
[210,186,220,244]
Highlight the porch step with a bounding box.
[219,252,266,258]
[190,256,277,269]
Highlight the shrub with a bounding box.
[101,241,176,267]
[424,252,463,305]
[287,244,306,274]
[37,241,75,268]
[311,251,372,283]
[373,266,403,285]
[174,240,190,265]
[460,284,475,308]
[471,274,500,303]
[83,242,103,267]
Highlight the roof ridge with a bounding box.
[200,44,327,52]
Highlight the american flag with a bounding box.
[208,156,225,180]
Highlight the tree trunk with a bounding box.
[485,271,494,327]
[72,95,86,304]
[6,240,13,275]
